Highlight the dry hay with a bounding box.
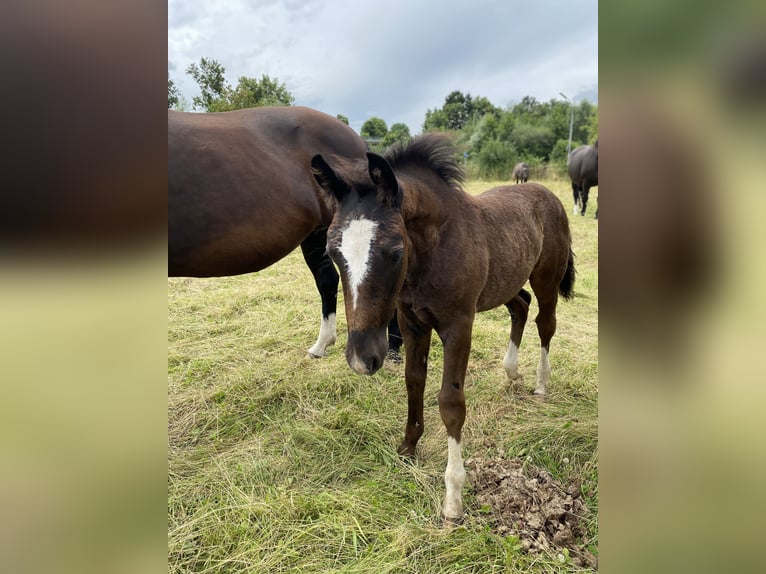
[467,455,598,570]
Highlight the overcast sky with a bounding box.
[168,0,598,135]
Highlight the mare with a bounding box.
[169,106,401,358]
[568,140,599,218]
[311,134,575,523]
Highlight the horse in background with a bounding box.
[169,106,401,358]
[512,161,529,183]
[568,140,598,218]
[311,134,575,524]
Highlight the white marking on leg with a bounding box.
[534,347,551,395]
[339,218,377,309]
[503,340,521,381]
[307,312,336,358]
[443,436,466,521]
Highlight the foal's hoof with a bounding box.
[441,513,464,527]
[306,351,324,359]
[386,349,403,364]
[397,442,416,459]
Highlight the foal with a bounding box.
[312,134,575,523]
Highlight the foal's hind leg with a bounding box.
[301,230,338,358]
[529,288,559,396]
[503,289,531,382]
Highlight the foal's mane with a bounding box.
[385,133,466,193]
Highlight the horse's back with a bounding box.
[568,144,598,186]
[168,107,368,276]
[473,183,570,311]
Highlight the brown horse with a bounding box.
[512,161,529,183]
[169,106,402,358]
[311,134,575,523]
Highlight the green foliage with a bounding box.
[381,122,411,149]
[361,117,388,139]
[550,138,581,166]
[584,110,599,143]
[168,73,180,109]
[210,74,294,111]
[186,57,228,111]
[423,108,450,132]
[336,114,349,125]
[511,122,557,161]
[186,57,294,112]
[424,90,598,171]
[477,139,517,179]
[424,91,500,133]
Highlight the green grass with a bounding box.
[168,177,598,573]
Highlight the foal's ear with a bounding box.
[311,154,347,200]
[366,152,401,208]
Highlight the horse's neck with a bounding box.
[401,182,473,267]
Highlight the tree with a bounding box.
[212,74,294,111]
[423,108,449,132]
[361,117,388,139]
[423,91,499,133]
[186,57,228,111]
[168,73,180,109]
[381,122,411,148]
[336,114,349,125]
[477,139,517,179]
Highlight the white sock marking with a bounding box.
[307,313,336,357]
[339,218,377,309]
[503,340,520,381]
[535,347,551,395]
[443,437,466,520]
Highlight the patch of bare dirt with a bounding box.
[466,455,598,570]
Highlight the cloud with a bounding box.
[168,0,598,133]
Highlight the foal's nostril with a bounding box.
[369,356,380,373]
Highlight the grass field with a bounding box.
[168,177,598,573]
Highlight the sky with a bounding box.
[168,0,598,135]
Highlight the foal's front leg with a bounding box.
[436,316,474,524]
[397,309,432,457]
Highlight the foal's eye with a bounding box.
[389,247,404,263]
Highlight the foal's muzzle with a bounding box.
[345,329,388,375]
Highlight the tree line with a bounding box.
[169,57,597,178]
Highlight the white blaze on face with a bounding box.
[339,217,377,309]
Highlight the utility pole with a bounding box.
[559,92,574,165]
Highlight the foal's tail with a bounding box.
[559,246,576,301]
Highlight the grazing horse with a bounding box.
[568,140,598,218]
[169,106,401,358]
[311,134,575,524]
[512,161,529,183]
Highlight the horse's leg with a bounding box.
[397,307,432,457]
[572,181,581,215]
[529,286,559,396]
[301,230,338,358]
[386,311,403,363]
[436,315,474,524]
[503,289,531,382]
[580,184,590,217]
